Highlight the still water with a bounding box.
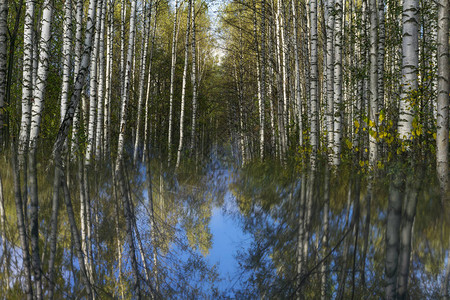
[0,146,448,299]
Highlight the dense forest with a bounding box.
[0,0,449,298]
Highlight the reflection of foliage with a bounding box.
[227,157,448,299]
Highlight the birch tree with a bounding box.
[190,0,198,153]
[398,0,419,140]
[333,0,343,166]
[326,0,335,155]
[175,0,192,168]
[143,2,158,159]
[18,0,35,158]
[27,1,55,297]
[369,0,378,167]
[11,145,33,300]
[436,0,449,196]
[0,0,6,145]
[310,0,318,162]
[95,0,107,159]
[133,0,152,163]
[86,0,103,162]
[104,0,114,156]
[71,0,84,156]
[168,0,180,163]
[115,0,142,295]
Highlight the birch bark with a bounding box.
[369,0,378,167]
[86,0,103,162]
[133,0,151,163]
[190,0,198,153]
[310,0,318,162]
[175,0,192,168]
[168,0,180,163]
[18,0,35,159]
[333,0,343,166]
[0,0,6,143]
[71,0,84,156]
[398,0,419,140]
[95,0,107,159]
[436,0,449,196]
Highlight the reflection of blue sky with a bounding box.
[208,192,252,292]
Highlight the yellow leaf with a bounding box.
[346,139,353,149]
[433,132,437,139]
[369,120,375,127]
[354,120,360,128]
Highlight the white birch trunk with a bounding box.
[120,0,127,97]
[86,0,103,162]
[29,0,53,151]
[369,0,378,167]
[436,0,449,196]
[378,0,385,114]
[71,0,84,156]
[168,0,180,163]
[259,0,266,158]
[0,0,6,143]
[398,0,419,140]
[104,0,114,156]
[143,3,158,159]
[332,0,343,166]
[133,0,151,163]
[18,0,35,159]
[95,0,107,159]
[28,3,54,298]
[116,0,137,167]
[292,0,302,147]
[309,0,318,163]
[175,0,192,169]
[53,0,98,163]
[60,0,72,123]
[190,0,198,153]
[326,0,335,154]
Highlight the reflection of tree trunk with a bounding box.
[397,164,422,299]
[111,168,125,299]
[84,165,95,285]
[442,250,450,299]
[321,164,330,300]
[145,155,159,297]
[337,180,353,300]
[385,166,403,300]
[0,173,9,288]
[28,151,42,299]
[126,169,152,289]
[60,162,93,298]
[116,161,141,297]
[303,167,315,272]
[48,163,61,299]
[351,177,360,299]
[296,171,307,287]
[12,143,33,299]
[361,180,371,288]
